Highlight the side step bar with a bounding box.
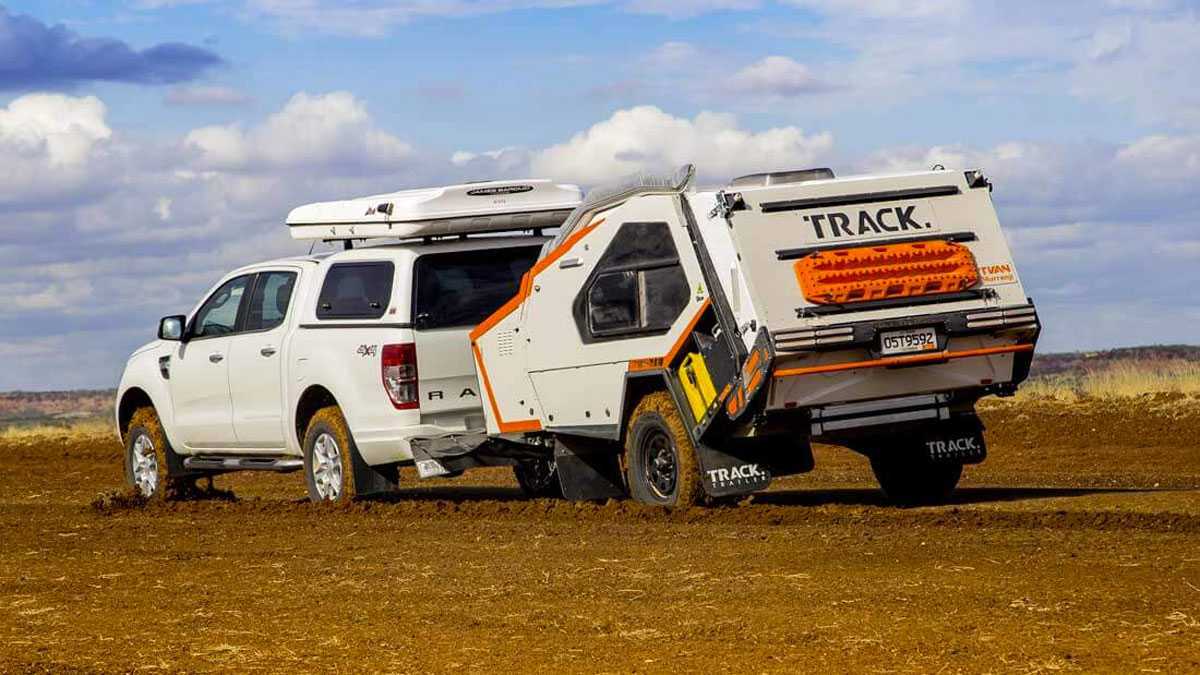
[183,456,304,473]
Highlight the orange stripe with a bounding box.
[662,299,712,368]
[528,218,604,281]
[471,342,542,434]
[628,357,664,372]
[468,218,605,343]
[772,343,1035,379]
[469,292,524,342]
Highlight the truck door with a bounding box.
[228,270,298,449]
[411,246,541,429]
[170,274,250,450]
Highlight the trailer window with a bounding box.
[412,247,541,329]
[577,222,689,340]
[317,262,394,320]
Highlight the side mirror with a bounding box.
[158,315,187,342]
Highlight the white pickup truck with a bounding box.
[115,180,580,501]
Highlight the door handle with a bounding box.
[260,346,278,357]
[559,257,583,269]
[208,353,224,364]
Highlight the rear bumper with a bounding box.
[764,302,1040,413]
[771,302,1039,355]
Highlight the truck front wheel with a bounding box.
[123,407,191,500]
[869,453,962,506]
[302,406,360,502]
[623,392,703,507]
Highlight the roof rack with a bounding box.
[286,179,583,242]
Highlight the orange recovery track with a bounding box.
[794,239,980,306]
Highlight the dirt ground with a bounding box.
[1,396,1198,673]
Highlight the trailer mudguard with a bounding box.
[553,435,625,501]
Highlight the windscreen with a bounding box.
[412,247,540,329]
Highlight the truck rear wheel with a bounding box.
[302,406,360,502]
[870,453,963,506]
[123,407,192,500]
[623,392,703,507]
[513,458,563,498]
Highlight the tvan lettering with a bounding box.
[804,204,934,240]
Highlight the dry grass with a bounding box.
[0,417,111,440]
[1016,359,1200,401]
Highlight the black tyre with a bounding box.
[123,407,194,500]
[869,452,963,505]
[513,458,563,498]
[623,392,703,507]
[302,406,359,502]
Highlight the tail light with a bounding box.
[381,343,418,410]
[795,240,979,305]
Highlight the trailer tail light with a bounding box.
[382,343,419,410]
[795,240,980,306]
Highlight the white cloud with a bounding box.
[184,91,413,172]
[729,56,833,97]
[0,93,116,208]
[529,105,834,184]
[0,93,111,167]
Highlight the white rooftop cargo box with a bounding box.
[287,179,583,241]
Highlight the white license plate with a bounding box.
[880,327,939,356]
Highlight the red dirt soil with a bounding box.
[1,397,1198,673]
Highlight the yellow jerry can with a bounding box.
[678,352,718,422]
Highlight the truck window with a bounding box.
[412,247,540,329]
[317,262,394,320]
[191,275,252,339]
[245,271,297,332]
[576,222,689,340]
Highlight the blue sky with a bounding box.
[1,0,1198,390]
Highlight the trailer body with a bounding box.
[471,165,1040,502]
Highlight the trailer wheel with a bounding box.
[123,407,192,500]
[302,406,359,502]
[623,392,703,507]
[513,458,563,498]
[870,453,963,506]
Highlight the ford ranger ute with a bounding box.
[467,165,1041,506]
[115,180,581,501]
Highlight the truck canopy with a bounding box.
[287,179,582,241]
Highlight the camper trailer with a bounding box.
[468,165,1040,505]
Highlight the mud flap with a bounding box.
[349,445,399,496]
[694,437,814,498]
[554,436,625,501]
[917,415,987,465]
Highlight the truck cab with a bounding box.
[115,179,580,501]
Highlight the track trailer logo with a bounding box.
[706,463,767,488]
[804,204,935,240]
